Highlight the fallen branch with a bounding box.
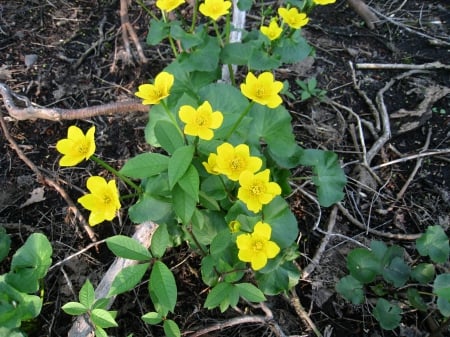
[67,221,158,337]
[356,61,450,70]
[347,0,379,30]
[0,82,148,121]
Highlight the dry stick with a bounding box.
[356,61,450,70]
[371,148,450,170]
[0,82,148,121]
[0,112,97,242]
[119,0,148,64]
[290,289,322,337]
[67,221,158,337]
[346,0,379,30]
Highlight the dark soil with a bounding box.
[0,0,449,336]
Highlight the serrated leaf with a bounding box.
[149,261,177,314]
[142,311,163,325]
[372,298,402,330]
[168,145,195,189]
[61,302,89,316]
[91,309,118,329]
[106,235,152,261]
[79,279,95,308]
[416,225,449,263]
[108,263,149,297]
[155,120,185,154]
[119,153,169,179]
[347,248,380,284]
[164,319,181,337]
[235,283,266,303]
[335,275,364,304]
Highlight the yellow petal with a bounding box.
[236,233,252,250]
[67,125,84,140]
[254,222,272,240]
[210,111,224,129]
[265,241,280,258]
[198,127,214,140]
[179,105,196,124]
[238,248,253,263]
[86,176,108,195]
[251,252,268,270]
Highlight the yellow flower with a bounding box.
[135,72,174,105]
[260,20,283,41]
[202,153,220,175]
[240,72,283,108]
[215,143,262,181]
[237,169,281,213]
[236,222,280,270]
[228,220,241,233]
[156,0,185,12]
[179,101,224,140]
[56,125,96,167]
[199,0,232,21]
[313,0,336,5]
[278,7,309,29]
[78,176,121,226]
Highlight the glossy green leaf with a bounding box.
[106,235,152,261]
[168,145,195,189]
[411,263,435,284]
[235,283,266,303]
[220,41,258,66]
[119,153,169,179]
[204,282,235,311]
[172,184,196,224]
[416,225,449,263]
[178,36,220,72]
[164,319,181,337]
[79,279,95,309]
[141,311,163,325]
[108,263,150,297]
[149,261,177,314]
[94,327,108,337]
[335,275,364,304]
[273,30,313,64]
[91,309,118,329]
[201,255,219,287]
[154,120,185,154]
[433,273,450,301]
[6,233,52,293]
[263,197,298,248]
[129,194,173,223]
[92,298,110,310]
[0,327,26,337]
[151,224,171,258]
[170,22,205,50]
[177,165,199,201]
[347,248,380,284]
[372,298,402,330]
[61,302,88,316]
[0,227,10,263]
[437,297,450,317]
[255,261,300,295]
[147,19,170,45]
[382,256,410,287]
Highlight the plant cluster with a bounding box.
[336,225,450,331]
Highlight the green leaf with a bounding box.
[151,224,171,258]
[172,184,196,224]
[335,275,364,304]
[0,328,26,337]
[106,235,152,261]
[416,225,449,263]
[0,227,11,263]
[119,153,169,179]
[79,279,95,309]
[406,288,427,312]
[178,36,220,72]
[235,283,266,303]
[108,263,150,297]
[155,120,185,154]
[141,311,163,325]
[255,261,300,295]
[94,326,108,337]
[168,145,195,189]
[237,0,252,10]
[170,23,205,50]
[204,282,235,311]
[433,273,450,301]
[263,197,299,248]
[129,194,173,223]
[201,255,219,286]
[220,41,259,66]
[164,319,181,337]
[249,49,281,71]
[6,233,52,293]
[411,263,435,284]
[149,261,177,314]
[273,30,313,64]
[177,165,199,201]
[92,298,110,310]
[382,256,410,287]
[437,297,450,317]
[91,309,118,329]
[61,302,89,316]
[147,19,170,45]
[145,104,173,147]
[347,248,380,284]
[372,298,402,330]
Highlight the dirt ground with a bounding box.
[0,0,449,336]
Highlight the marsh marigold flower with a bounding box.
[135,72,174,105]
[260,20,283,41]
[313,0,336,5]
[56,125,96,167]
[236,222,280,270]
[215,143,262,181]
[199,0,232,21]
[240,72,283,108]
[278,7,309,29]
[237,169,281,213]
[78,176,121,226]
[179,101,223,140]
[203,153,220,175]
[156,0,185,12]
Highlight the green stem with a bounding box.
[190,0,199,32]
[160,100,185,139]
[225,101,255,140]
[135,0,158,19]
[168,35,179,57]
[90,155,142,193]
[212,20,224,47]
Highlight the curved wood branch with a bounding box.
[0,83,149,121]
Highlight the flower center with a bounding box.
[250,181,264,196]
[78,142,88,155]
[196,113,209,126]
[103,194,112,205]
[256,87,265,98]
[230,157,242,171]
[253,240,264,251]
